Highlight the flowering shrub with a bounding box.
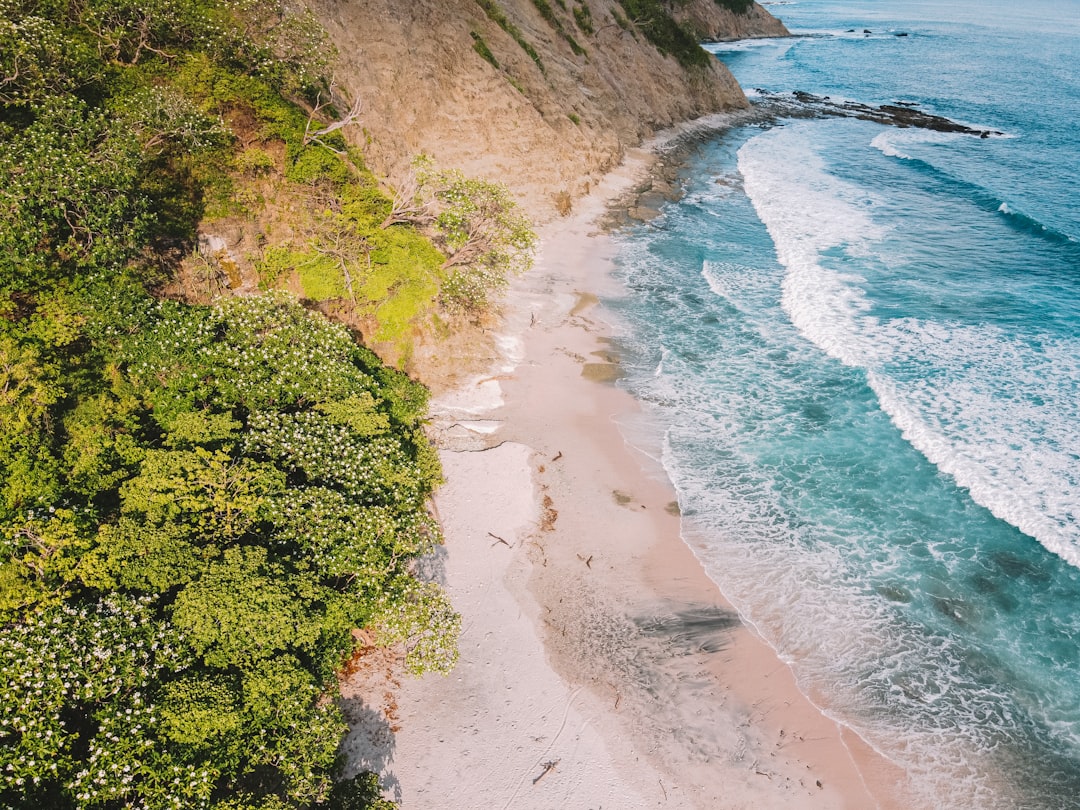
[0,293,456,808]
[272,487,441,605]
[431,170,536,311]
[1,1,456,805]
[0,596,197,806]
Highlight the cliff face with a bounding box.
[676,2,789,41]
[306,0,784,218]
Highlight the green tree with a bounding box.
[382,158,536,314]
[0,96,149,292]
[0,0,461,805]
[0,0,101,106]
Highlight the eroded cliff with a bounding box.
[676,1,789,41]
[307,0,786,218]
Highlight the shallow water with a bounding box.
[608,2,1080,806]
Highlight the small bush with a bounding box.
[714,0,754,12]
[325,772,395,810]
[236,146,277,175]
[470,31,500,68]
[298,255,349,301]
[286,142,351,185]
[573,3,595,34]
[553,190,573,217]
[617,0,710,68]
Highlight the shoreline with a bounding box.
[343,128,914,807]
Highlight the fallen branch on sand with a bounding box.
[488,532,510,547]
[533,759,560,785]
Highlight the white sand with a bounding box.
[342,135,914,809]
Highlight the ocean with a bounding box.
[606,2,1080,807]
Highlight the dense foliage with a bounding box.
[0,288,457,809]
[714,0,754,14]
[617,0,712,68]
[0,1,462,808]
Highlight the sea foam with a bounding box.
[739,124,1080,569]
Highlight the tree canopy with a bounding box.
[0,1,462,807]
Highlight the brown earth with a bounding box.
[676,1,790,41]
[306,0,785,220]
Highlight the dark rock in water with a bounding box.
[628,206,661,222]
[755,90,1005,138]
[637,191,669,211]
[876,584,913,603]
[930,594,969,626]
[863,28,872,33]
[895,32,909,37]
[991,550,1050,582]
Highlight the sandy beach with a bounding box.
[341,132,915,809]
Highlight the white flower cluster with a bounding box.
[245,409,422,506]
[121,292,378,418]
[0,596,190,799]
[272,489,439,589]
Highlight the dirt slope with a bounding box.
[307,0,786,218]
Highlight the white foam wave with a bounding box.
[738,125,885,369]
[870,128,964,160]
[494,332,524,373]
[430,377,505,417]
[661,431,1030,810]
[701,260,777,317]
[615,223,1080,802]
[702,37,794,56]
[866,324,1080,569]
[738,124,1080,569]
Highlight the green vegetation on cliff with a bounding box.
[616,0,711,68]
[0,1,530,807]
[714,0,754,14]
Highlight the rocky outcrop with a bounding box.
[757,90,1006,138]
[676,2,790,41]
[306,0,784,218]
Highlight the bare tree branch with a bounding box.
[380,166,436,230]
[303,84,363,149]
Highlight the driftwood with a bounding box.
[532,759,559,785]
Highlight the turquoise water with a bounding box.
[608,2,1080,806]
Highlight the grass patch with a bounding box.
[530,0,588,56]
[471,31,500,68]
[573,2,595,34]
[475,0,546,72]
[715,0,754,12]
[616,0,710,69]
